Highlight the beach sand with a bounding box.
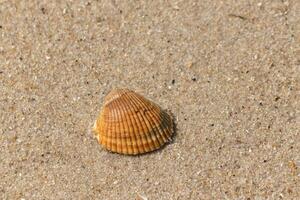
[1,1,299,199]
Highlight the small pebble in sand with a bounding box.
[136,194,148,200]
[186,61,194,68]
[288,161,297,175]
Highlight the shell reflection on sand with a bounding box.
[93,89,174,155]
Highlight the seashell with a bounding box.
[93,88,174,155]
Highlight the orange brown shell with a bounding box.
[93,89,174,155]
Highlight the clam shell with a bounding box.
[93,89,173,155]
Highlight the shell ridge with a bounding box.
[126,92,153,153]
[153,105,173,142]
[127,92,159,152]
[119,94,141,154]
[142,111,163,148]
[160,111,173,141]
[126,92,150,153]
[109,100,119,152]
[96,89,174,155]
[99,110,107,143]
[127,92,157,152]
[104,89,127,106]
[115,96,131,154]
[128,93,163,148]
[134,95,170,143]
[139,96,170,143]
[103,108,110,149]
[146,105,172,142]
[123,92,145,154]
[113,97,124,153]
[128,92,158,151]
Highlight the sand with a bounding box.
[0,0,299,199]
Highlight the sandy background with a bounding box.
[1,0,299,199]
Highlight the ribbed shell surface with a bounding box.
[93,89,173,155]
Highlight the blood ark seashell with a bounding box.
[93,89,174,155]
